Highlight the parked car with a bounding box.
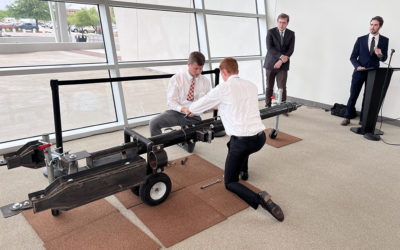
[19,23,37,30]
[69,25,96,33]
[0,22,17,30]
[42,22,53,28]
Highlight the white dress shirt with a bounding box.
[168,70,211,113]
[189,75,265,136]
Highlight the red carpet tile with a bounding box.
[22,199,117,242]
[114,189,143,209]
[115,154,224,209]
[44,212,160,250]
[265,128,302,148]
[186,176,249,217]
[164,154,224,189]
[131,188,226,248]
[23,199,160,250]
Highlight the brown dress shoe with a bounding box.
[258,191,284,222]
[341,119,350,126]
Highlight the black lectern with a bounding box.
[350,67,399,140]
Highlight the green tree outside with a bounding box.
[67,7,100,34]
[0,10,9,20]
[7,0,50,31]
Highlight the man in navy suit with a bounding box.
[264,13,295,109]
[341,16,389,126]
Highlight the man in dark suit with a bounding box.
[341,16,389,126]
[264,13,295,109]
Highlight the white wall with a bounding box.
[266,0,400,118]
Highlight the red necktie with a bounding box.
[187,78,195,101]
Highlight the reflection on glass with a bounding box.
[204,0,256,14]
[0,2,106,67]
[115,0,193,8]
[113,7,198,61]
[212,60,264,94]
[207,15,260,58]
[0,70,114,142]
[120,65,186,118]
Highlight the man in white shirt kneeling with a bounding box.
[188,57,284,222]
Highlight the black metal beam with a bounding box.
[129,102,301,155]
[51,69,220,154]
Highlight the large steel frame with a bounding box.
[0,68,300,218]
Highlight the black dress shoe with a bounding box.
[258,191,284,222]
[240,171,248,180]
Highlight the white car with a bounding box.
[70,25,96,33]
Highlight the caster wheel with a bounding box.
[269,129,278,139]
[139,173,171,206]
[51,209,60,216]
[131,185,140,196]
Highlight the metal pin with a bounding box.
[200,179,222,189]
[181,157,188,165]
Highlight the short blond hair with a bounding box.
[219,57,238,74]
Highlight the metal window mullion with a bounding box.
[209,56,264,64]
[59,0,265,17]
[256,0,267,95]
[98,3,128,126]
[194,0,214,86]
[0,64,113,76]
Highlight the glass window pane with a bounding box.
[0,2,106,68]
[116,0,193,8]
[207,15,260,57]
[0,70,115,142]
[212,60,264,94]
[120,65,187,118]
[113,7,198,61]
[204,0,256,14]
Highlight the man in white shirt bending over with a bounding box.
[149,51,211,153]
[188,57,284,222]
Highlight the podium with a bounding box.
[350,67,399,140]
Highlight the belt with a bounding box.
[232,131,264,140]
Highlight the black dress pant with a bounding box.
[149,110,201,136]
[344,70,368,121]
[266,69,288,107]
[225,131,266,209]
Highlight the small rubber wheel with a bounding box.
[51,209,60,216]
[269,129,278,139]
[139,173,171,206]
[131,185,140,196]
